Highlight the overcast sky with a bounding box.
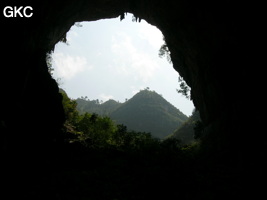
[51,14,194,116]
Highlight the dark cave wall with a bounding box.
[1,0,264,163]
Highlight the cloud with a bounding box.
[66,26,79,43]
[99,93,114,102]
[52,52,92,80]
[111,32,159,82]
[138,22,164,49]
[131,51,159,82]
[131,85,145,95]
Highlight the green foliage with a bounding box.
[59,89,80,138]
[158,38,190,100]
[110,89,188,138]
[67,112,161,152]
[171,109,201,144]
[75,89,188,139]
[61,90,78,122]
[60,89,159,150]
[76,98,121,115]
[111,124,161,152]
[59,89,192,155]
[46,52,54,76]
[177,76,191,99]
[34,89,231,200]
[159,37,172,63]
[74,113,116,148]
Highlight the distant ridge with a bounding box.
[76,89,188,138]
[170,109,200,144]
[76,98,121,116]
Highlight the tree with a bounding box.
[73,112,118,148]
[158,37,190,99]
[58,89,82,144]
[177,76,191,99]
[46,52,54,76]
[159,37,172,63]
[60,90,79,125]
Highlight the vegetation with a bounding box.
[76,98,121,116]
[177,76,191,99]
[11,88,241,199]
[60,89,161,151]
[111,89,187,138]
[41,42,231,199]
[159,37,172,63]
[75,88,188,139]
[170,109,202,144]
[51,88,241,200]
[158,39,191,99]
[55,90,203,199]
[46,52,54,76]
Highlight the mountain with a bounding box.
[75,89,188,139]
[170,109,201,144]
[110,90,188,138]
[76,98,121,116]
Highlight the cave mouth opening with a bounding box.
[49,13,194,116]
[2,2,262,198]
[48,13,195,143]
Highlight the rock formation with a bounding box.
[1,0,265,188]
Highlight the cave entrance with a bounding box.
[50,13,194,116]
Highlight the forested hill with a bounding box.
[76,98,121,116]
[170,109,201,144]
[110,90,188,138]
[76,89,188,138]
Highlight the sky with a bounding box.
[51,14,194,116]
